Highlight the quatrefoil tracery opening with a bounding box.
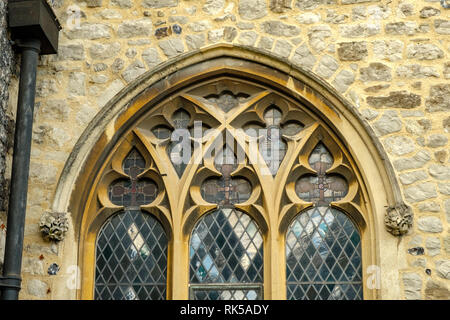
[201,146,252,207]
[295,143,348,206]
[108,148,159,208]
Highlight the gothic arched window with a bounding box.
[83,69,370,300]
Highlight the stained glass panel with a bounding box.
[169,109,192,177]
[200,147,251,206]
[189,208,263,299]
[296,143,348,205]
[205,91,249,113]
[261,107,286,176]
[95,210,168,300]
[286,207,362,300]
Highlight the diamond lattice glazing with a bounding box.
[286,207,362,300]
[189,208,263,299]
[95,210,168,300]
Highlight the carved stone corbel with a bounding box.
[39,211,69,242]
[385,203,413,236]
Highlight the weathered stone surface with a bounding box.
[326,9,348,24]
[258,36,274,51]
[39,100,69,122]
[364,84,390,93]
[396,64,439,78]
[404,183,437,203]
[296,12,321,24]
[434,19,450,34]
[445,236,450,254]
[420,6,440,18]
[188,20,213,32]
[366,91,421,109]
[65,23,111,40]
[237,31,258,46]
[89,42,121,60]
[425,84,450,112]
[446,199,450,223]
[418,202,441,213]
[360,63,391,82]
[341,0,380,3]
[185,34,206,50]
[291,43,316,70]
[407,43,444,60]
[117,19,152,38]
[111,0,133,7]
[444,117,450,133]
[100,9,123,20]
[417,216,443,233]
[111,58,124,73]
[261,21,301,37]
[436,260,450,280]
[142,0,178,8]
[426,237,441,256]
[425,280,450,300]
[405,119,431,135]
[22,257,45,275]
[273,40,293,59]
[337,42,367,61]
[428,164,450,180]
[68,72,86,96]
[27,279,48,298]
[296,0,336,10]
[57,44,85,61]
[402,273,422,300]
[202,0,225,15]
[332,70,355,93]
[373,110,402,136]
[399,170,428,185]
[158,38,185,58]
[122,60,147,83]
[339,22,381,37]
[270,0,292,13]
[373,40,403,62]
[307,25,332,52]
[393,150,431,171]
[427,134,448,148]
[435,151,448,164]
[397,2,414,17]
[97,79,125,107]
[238,0,268,20]
[385,22,417,35]
[315,55,338,79]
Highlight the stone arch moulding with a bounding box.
[51,44,409,300]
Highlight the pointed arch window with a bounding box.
[84,71,371,300]
[94,148,168,300]
[286,144,363,300]
[189,146,264,300]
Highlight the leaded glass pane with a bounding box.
[295,143,348,205]
[169,109,192,177]
[95,210,168,300]
[189,208,263,299]
[191,287,262,300]
[123,148,146,178]
[286,207,362,300]
[201,146,252,206]
[205,91,249,113]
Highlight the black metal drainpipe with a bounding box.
[1,39,41,300]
